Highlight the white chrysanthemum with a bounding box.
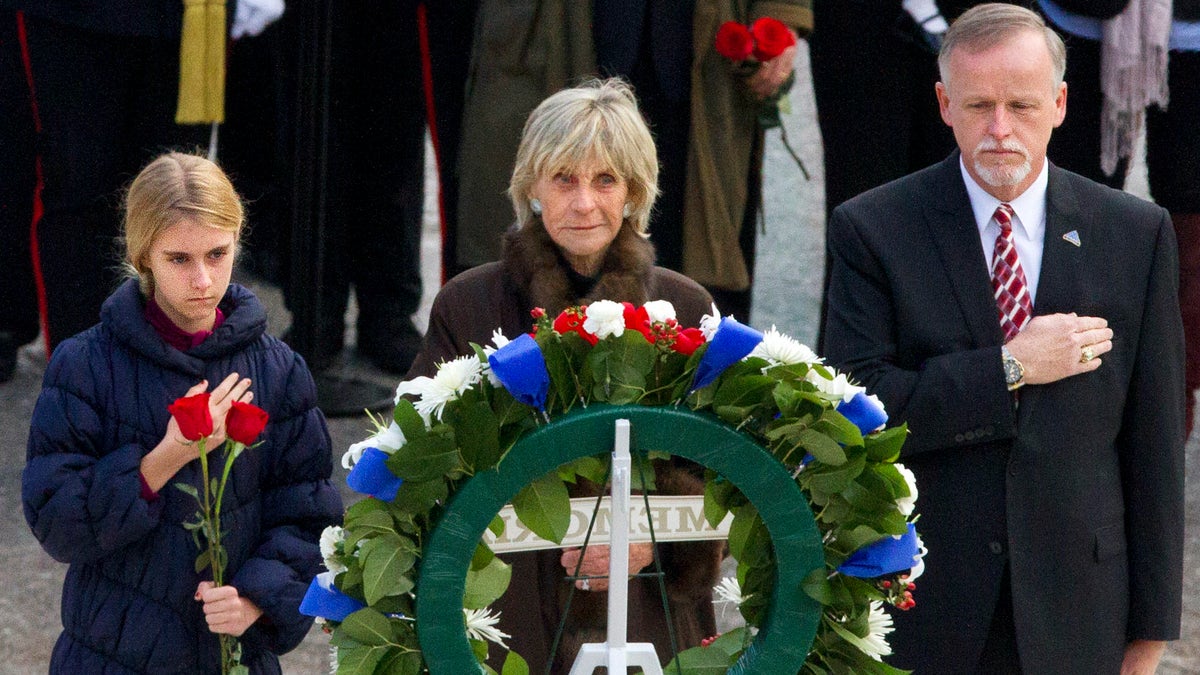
[843,601,894,661]
[894,463,918,516]
[712,576,748,606]
[320,525,347,574]
[464,607,511,648]
[341,421,406,469]
[642,299,677,324]
[750,325,823,366]
[698,302,724,341]
[806,369,866,403]
[582,300,626,338]
[328,646,338,674]
[480,328,511,387]
[394,355,482,421]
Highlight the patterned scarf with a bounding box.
[1100,0,1172,175]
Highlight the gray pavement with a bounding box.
[1,43,1196,673]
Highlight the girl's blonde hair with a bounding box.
[122,152,245,294]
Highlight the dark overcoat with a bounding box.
[823,152,1186,673]
[24,281,343,673]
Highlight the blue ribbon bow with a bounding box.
[836,391,889,434]
[487,333,550,410]
[691,317,764,391]
[346,447,403,501]
[837,523,921,578]
[299,571,366,622]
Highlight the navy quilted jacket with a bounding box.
[23,280,343,674]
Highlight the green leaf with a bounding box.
[557,454,608,485]
[392,399,426,440]
[193,548,212,574]
[387,429,460,482]
[445,393,501,471]
[174,482,199,500]
[392,479,447,518]
[704,477,736,529]
[487,514,506,538]
[816,411,865,447]
[471,542,496,570]
[338,608,395,647]
[511,472,571,543]
[727,506,770,567]
[501,649,530,675]
[713,374,777,412]
[802,567,834,604]
[360,534,417,604]
[805,454,867,494]
[376,649,422,675]
[336,643,387,674]
[798,427,848,465]
[464,554,512,609]
[344,509,398,552]
[864,425,908,463]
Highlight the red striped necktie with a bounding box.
[991,203,1032,341]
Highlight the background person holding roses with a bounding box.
[22,152,343,673]
[452,0,811,324]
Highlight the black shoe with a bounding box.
[357,317,423,375]
[0,332,18,384]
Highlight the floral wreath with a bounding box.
[301,301,925,675]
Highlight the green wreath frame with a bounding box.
[416,404,824,674]
[317,307,920,675]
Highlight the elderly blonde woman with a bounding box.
[407,78,722,671]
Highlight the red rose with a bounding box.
[671,327,706,356]
[714,21,754,61]
[530,307,546,319]
[622,302,654,343]
[553,307,598,346]
[225,400,269,445]
[750,17,795,61]
[168,393,213,441]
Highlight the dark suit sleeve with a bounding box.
[823,203,1017,456]
[1116,209,1186,641]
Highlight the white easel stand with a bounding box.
[568,419,664,675]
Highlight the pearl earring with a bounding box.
[530,198,543,216]
[623,203,633,219]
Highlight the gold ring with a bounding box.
[1080,346,1096,363]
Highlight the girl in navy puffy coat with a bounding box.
[23,152,343,673]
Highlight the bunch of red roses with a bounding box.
[168,393,269,675]
[714,16,796,64]
[535,302,706,356]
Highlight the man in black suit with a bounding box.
[823,4,1185,673]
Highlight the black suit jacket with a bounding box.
[823,152,1185,673]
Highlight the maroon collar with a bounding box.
[144,294,225,352]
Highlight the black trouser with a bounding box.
[23,15,206,348]
[0,12,39,349]
[281,0,425,352]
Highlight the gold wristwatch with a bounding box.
[1001,345,1025,391]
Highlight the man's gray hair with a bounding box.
[938,3,1067,88]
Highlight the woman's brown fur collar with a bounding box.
[501,221,657,315]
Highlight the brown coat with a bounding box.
[407,223,723,671]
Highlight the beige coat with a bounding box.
[454,0,813,290]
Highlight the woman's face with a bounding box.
[145,216,236,333]
[531,159,629,276]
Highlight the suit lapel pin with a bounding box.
[1062,230,1081,247]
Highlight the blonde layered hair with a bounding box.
[122,152,245,294]
[509,78,659,237]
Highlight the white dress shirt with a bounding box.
[959,157,1049,306]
